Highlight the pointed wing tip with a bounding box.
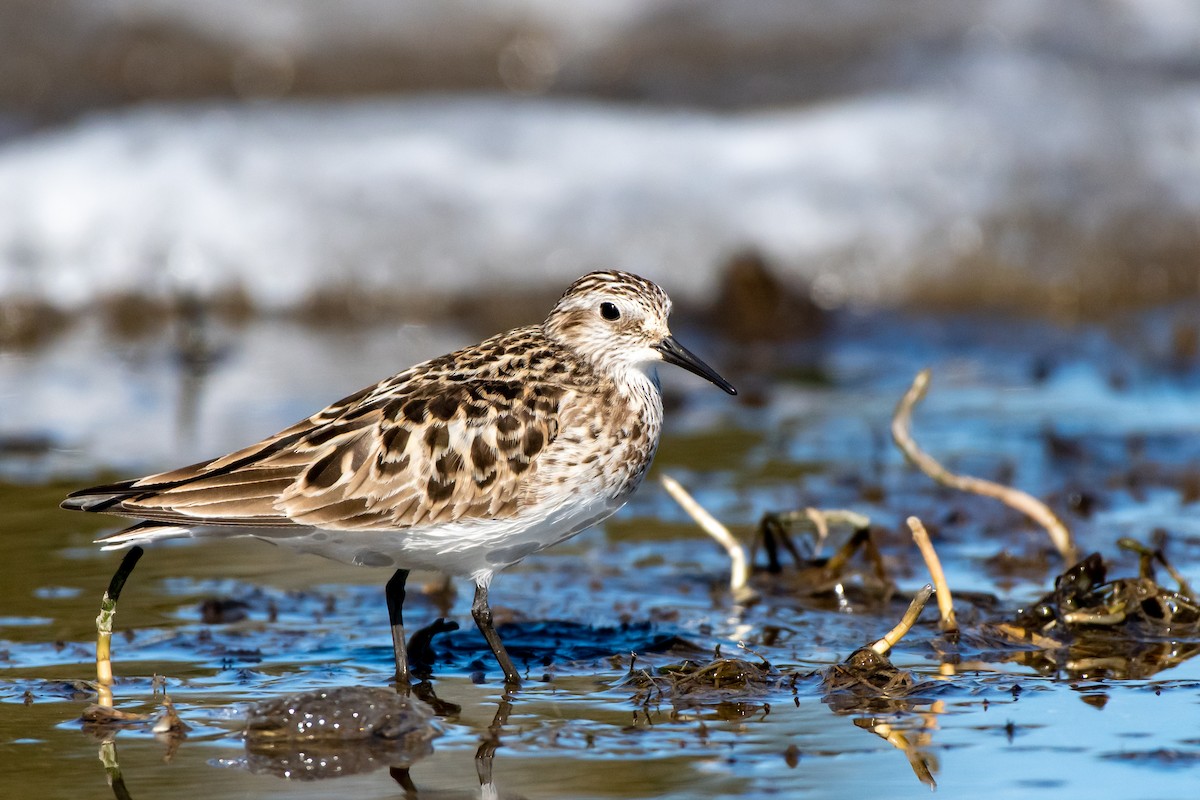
[61,475,149,512]
[61,488,131,513]
[60,494,109,513]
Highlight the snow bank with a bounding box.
[2,68,1200,315]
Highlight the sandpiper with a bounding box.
[62,270,736,684]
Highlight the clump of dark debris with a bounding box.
[626,651,788,721]
[980,544,1200,679]
[243,686,440,780]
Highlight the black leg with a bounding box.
[471,583,521,685]
[388,766,418,795]
[385,569,411,684]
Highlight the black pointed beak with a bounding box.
[655,336,737,395]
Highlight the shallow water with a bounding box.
[4,308,1200,798]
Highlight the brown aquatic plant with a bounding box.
[907,516,958,635]
[822,585,935,698]
[754,508,872,570]
[80,704,151,728]
[82,687,190,771]
[1118,537,1195,602]
[867,584,935,659]
[1002,550,1200,637]
[821,585,941,788]
[891,368,1078,564]
[660,474,754,601]
[627,649,785,718]
[755,509,892,599]
[987,544,1200,679]
[662,474,892,602]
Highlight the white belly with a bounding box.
[253,482,624,583]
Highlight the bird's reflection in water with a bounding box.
[391,685,523,800]
[91,680,525,800]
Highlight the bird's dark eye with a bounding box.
[599,302,621,321]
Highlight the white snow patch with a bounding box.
[2,74,1200,311]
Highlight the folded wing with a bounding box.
[64,379,565,533]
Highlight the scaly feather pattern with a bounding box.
[63,269,735,578]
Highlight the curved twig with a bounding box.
[660,475,755,602]
[907,516,957,634]
[892,369,1077,564]
[870,584,934,656]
